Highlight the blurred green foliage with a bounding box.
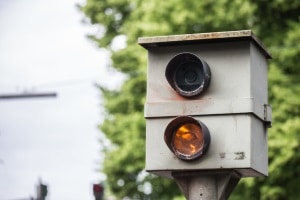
[81,0,300,199]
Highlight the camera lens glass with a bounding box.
[174,60,204,92]
[165,52,211,97]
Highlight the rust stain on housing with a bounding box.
[138,30,253,45]
[182,30,252,41]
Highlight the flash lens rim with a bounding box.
[164,116,211,161]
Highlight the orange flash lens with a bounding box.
[172,123,204,156]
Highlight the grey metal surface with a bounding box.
[146,114,268,177]
[173,171,241,200]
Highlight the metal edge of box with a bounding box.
[138,30,271,59]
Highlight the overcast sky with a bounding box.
[0,0,124,199]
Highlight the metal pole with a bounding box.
[172,170,240,200]
[0,92,57,99]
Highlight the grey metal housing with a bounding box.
[139,30,272,178]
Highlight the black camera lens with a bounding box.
[165,53,211,97]
[174,60,204,92]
